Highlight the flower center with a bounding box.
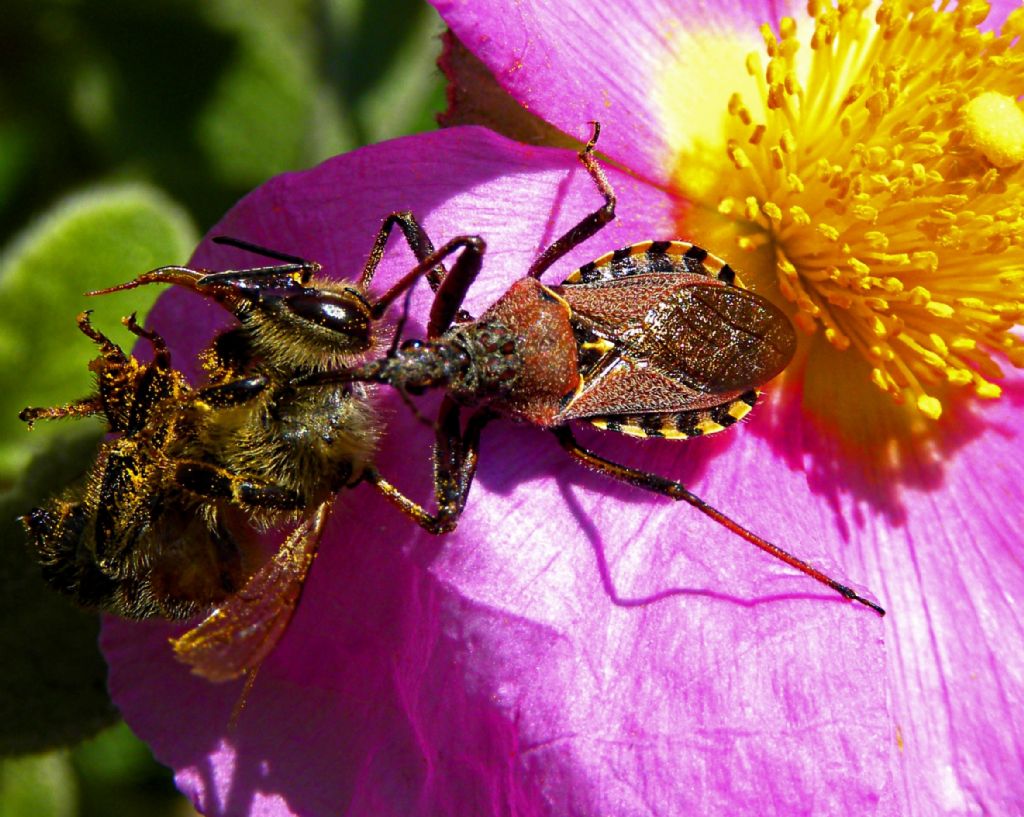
[715,0,1024,419]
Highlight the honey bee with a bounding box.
[22,228,454,682]
[20,310,253,620]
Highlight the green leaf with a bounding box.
[0,752,76,817]
[0,183,196,484]
[71,722,188,817]
[0,424,118,756]
[197,4,350,186]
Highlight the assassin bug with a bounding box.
[301,123,886,616]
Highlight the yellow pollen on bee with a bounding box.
[685,0,1024,419]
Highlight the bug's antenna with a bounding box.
[387,278,419,358]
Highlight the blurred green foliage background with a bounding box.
[0,1,445,814]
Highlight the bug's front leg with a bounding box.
[369,235,488,338]
[358,211,443,291]
[365,399,493,534]
[527,122,617,280]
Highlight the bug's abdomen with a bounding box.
[588,390,759,439]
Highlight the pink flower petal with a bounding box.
[431,0,804,184]
[104,127,889,816]
[758,377,1024,817]
[430,1,1024,813]
[861,396,1024,815]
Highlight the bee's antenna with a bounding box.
[212,236,314,268]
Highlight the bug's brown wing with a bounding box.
[559,359,759,439]
[563,276,796,394]
[640,283,796,393]
[563,362,742,418]
[172,503,329,682]
[558,275,795,440]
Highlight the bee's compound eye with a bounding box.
[287,293,371,342]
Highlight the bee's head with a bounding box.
[282,285,373,352]
[238,279,377,373]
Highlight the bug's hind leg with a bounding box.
[551,426,886,615]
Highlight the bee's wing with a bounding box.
[172,502,331,682]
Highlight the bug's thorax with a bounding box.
[461,277,580,425]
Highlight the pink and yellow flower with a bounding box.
[104,1,1024,815]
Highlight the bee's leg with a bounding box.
[364,399,493,534]
[20,311,119,426]
[19,397,104,428]
[122,312,171,368]
[79,310,138,382]
[550,426,886,615]
[75,309,125,358]
[175,461,305,511]
[526,122,616,280]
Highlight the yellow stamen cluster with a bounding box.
[717,0,1024,419]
